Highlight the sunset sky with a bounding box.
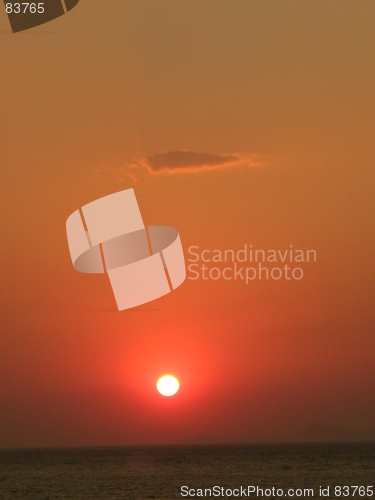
[0,1,374,448]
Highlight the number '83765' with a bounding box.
[6,3,45,14]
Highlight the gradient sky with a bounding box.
[0,1,374,448]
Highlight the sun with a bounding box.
[157,375,179,397]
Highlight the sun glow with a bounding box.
[157,375,179,397]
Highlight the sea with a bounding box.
[0,443,374,499]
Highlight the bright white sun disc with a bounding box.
[157,375,179,396]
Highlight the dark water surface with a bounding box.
[0,443,374,499]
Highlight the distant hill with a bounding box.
[297,424,368,442]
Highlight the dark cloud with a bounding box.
[141,150,245,173]
[95,151,260,183]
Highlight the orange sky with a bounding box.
[0,1,374,448]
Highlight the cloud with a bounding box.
[140,150,257,173]
[94,150,260,183]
